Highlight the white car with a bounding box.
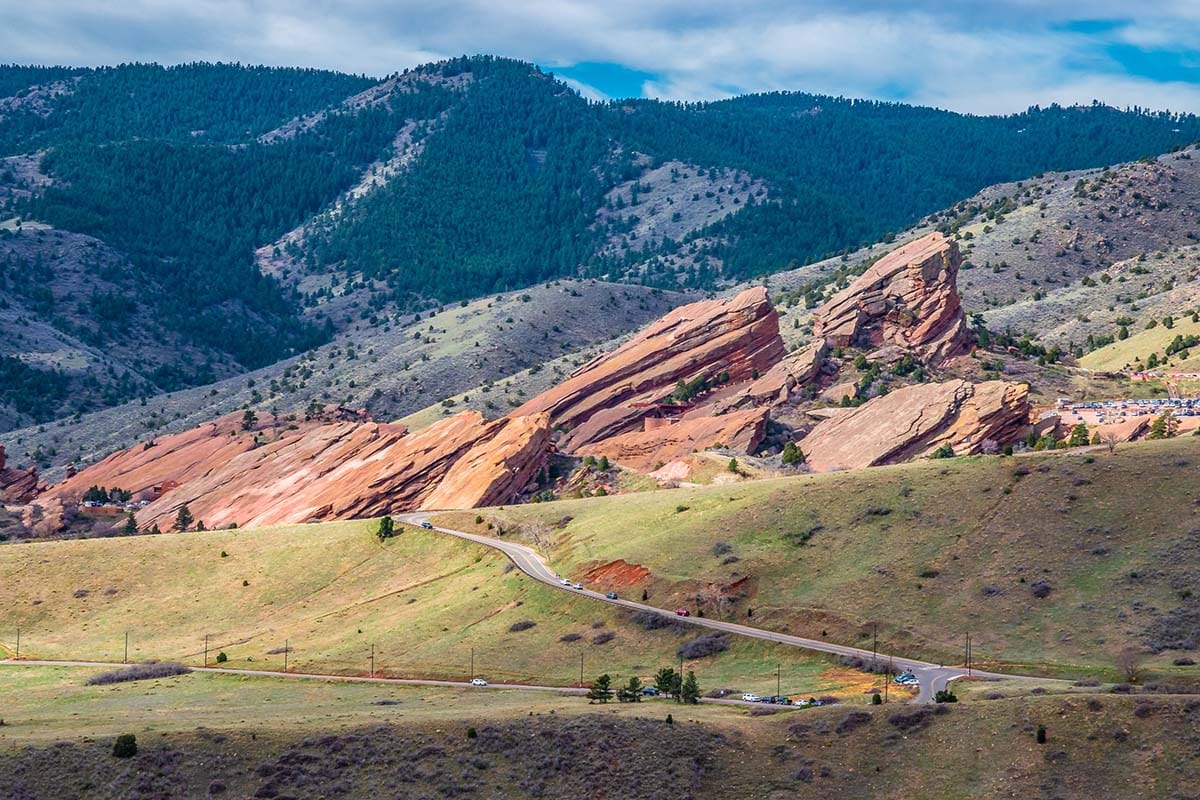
[572,582,583,590]
[559,578,571,586]
[741,693,759,702]
[470,678,488,687]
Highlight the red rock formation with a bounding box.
[32,408,551,533]
[714,341,826,412]
[812,233,970,364]
[421,413,552,510]
[579,407,769,472]
[514,287,785,451]
[800,380,1030,472]
[0,444,44,503]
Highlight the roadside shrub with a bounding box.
[631,610,686,632]
[508,620,537,633]
[677,632,729,660]
[1173,657,1196,666]
[216,651,228,663]
[87,661,191,685]
[112,734,137,758]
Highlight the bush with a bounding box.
[871,692,882,705]
[711,541,731,556]
[467,727,478,738]
[1036,724,1047,744]
[216,651,228,663]
[591,631,615,645]
[558,632,582,642]
[1030,580,1053,599]
[677,632,729,660]
[934,689,958,703]
[508,620,537,633]
[631,610,686,632]
[112,734,137,758]
[87,661,191,685]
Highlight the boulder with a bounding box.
[812,232,971,364]
[514,287,785,451]
[801,380,1030,472]
[579,407,770,472]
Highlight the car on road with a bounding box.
[741,693,760,702]
[641,687,661,696]
[421,521,433,529]
[605,591,618,600]
[572,582,583,590]
[774,696,792,705]
[559,578,572,586]
[470,678,487,687]
[894,672,918,685]
[674,609,690,617]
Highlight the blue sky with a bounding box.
[3,2,1200,114]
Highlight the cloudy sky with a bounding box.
[4,1,1200,114]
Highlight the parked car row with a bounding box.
[893,672,919,686]
[740,693,833,707]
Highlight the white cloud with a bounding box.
[1,0,1199,113]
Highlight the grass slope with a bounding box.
[1080,313,1200,372]
[0,521,872,698]
[447,437,1200,682]
[2,664,1199,799]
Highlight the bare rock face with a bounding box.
[801,380,1030,472]
[0,444,45,503]
[515,287,785,451]
[714,341,827,412]
[33,409,551,532]
[421,412,552,510]
[580,407,770,472]
[812,233,970,364]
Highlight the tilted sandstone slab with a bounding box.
[800,380,1030,472]
[0,444,43,503]
[812,232,970,364]
[714,341,827,412]
[34,409,551,533]
[514,287,785,451]
[579,407,769,472]
[421,413,552,510]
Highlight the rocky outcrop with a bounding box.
[580,407,770,472]
[0,444,44,503]
[812,233,970,364]
[714,341,827,412]
[515,287,785,451]
[32,408,551,533]
[421,413,553,510]
[800,380,1030,472]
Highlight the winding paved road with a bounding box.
[396,513,1033,703]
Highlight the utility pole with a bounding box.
[872,623,878,665]
[967,632,972,678]
[124,631,129,664]
[776,664,781,698]
[884,655,892,703]
[284,639,289,672]
[470,647,474,680]
[204,635,209,667]
[370,644,375,678]
[579,653,584,688]
[14,627,19,660]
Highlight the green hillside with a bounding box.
[448,436,1200,682]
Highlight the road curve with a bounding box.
[396,513,1040,703]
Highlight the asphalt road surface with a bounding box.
[396,513,1042,703]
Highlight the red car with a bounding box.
[674,609,690,617]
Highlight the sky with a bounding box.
[3,1,1200,114]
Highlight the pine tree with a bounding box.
[1068,423,1090,447]
[376,516,395,540]
[173,505,194,531]
[121,513,137,536]
[587,674,613,703]
[654,667,677,698]
[618,675,643,702]
[681,670,700,704]
[1148,409,1178,439]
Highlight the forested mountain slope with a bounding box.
[1,55,1198,428]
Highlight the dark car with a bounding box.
[759,696,777,703]
[674,609,690,617]
[420,521,433,529]
[605,592,618,600]
[641,687,660,696]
